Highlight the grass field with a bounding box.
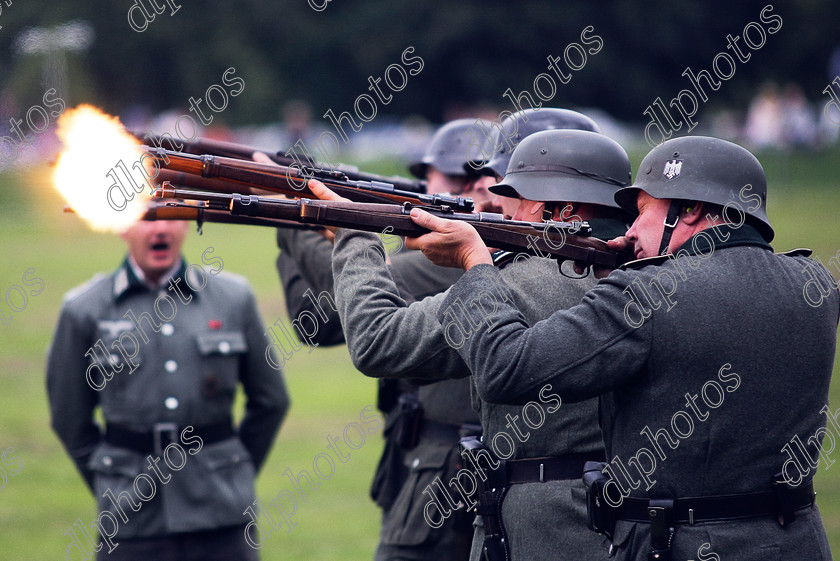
[1,146,839,560]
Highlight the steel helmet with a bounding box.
[409,118,489,178]
[490,129,631,207]
[614,136,773,241]
[466,108,601,178]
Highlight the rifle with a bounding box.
[63,202,322,231]
[142,146,474,212]
[135,131,427,193]
[153,183,630,269]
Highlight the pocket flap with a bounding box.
[201,438,253,470]
[88,443,143,478]
[196,332,247,356]
[405,440,452,471]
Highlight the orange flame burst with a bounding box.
[53,105,152,233]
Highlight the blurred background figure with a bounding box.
[780,83,817,150]
[47,218,289,561]
[281,100,314,148]
[744,81,783,150]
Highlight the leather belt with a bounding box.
[506,453,606,484]
[614,482,816,524]
[105,421,234,455]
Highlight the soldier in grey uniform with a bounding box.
[273,118,487,561]
[411,136,837,561]
[312,113,633,561]
[47,218,289,561]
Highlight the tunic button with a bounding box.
[165,397,179,410]
[411,458,420,468]
[219,341,231,354]
[165,360,178,373]
[103,456,112,467]
[161,323,174,336]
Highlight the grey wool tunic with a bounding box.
[331,218,630,561]
[437,225,838,561]
[276,228,477,559]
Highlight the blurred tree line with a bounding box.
[0,0,836,125]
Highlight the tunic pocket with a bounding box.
[167,437,256,532]
[87,443,147,537]
[195,331,248,396]
[381,442,456,547]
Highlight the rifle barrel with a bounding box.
[64,201,319,230]
[134,131,427,193]
[144,146,473,211]
[155,185,627,269]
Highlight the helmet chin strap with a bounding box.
[658,200,682,255]
[542,203,554,222]
[543,202,577,222]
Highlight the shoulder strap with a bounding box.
[778,247,813,257]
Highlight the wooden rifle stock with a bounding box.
[143,146,474,211]
[134,131,428,193]
[154,184,630,269]
[63,202,320,230]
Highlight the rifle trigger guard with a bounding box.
[558,247,597,279]
[559,260,590,279]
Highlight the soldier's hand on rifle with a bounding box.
[252,155,343,242]
[252,151,300,199]
[571,235,630,278]
[606,235,632,254]
[306,179,352,241]
[304,179,351,242]
[306,178,349,203]
[252,151,275,165]
[406,209,492,271]
[253,152,343,242]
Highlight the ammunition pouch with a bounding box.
[582,461,616,540]
[772,471,808,526]
[460,436,510,561]
[369,389,421,508]
[377,378,402,414]
[646,499,675,561]
[393,393,424,450]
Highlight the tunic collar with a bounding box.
[621,224,772,270]
[113,256,199,303]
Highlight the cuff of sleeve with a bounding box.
[333,228,380,247]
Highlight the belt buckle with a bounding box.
[153,422,178,456]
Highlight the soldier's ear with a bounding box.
[554,201,578,221]
[681,201,704,225]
